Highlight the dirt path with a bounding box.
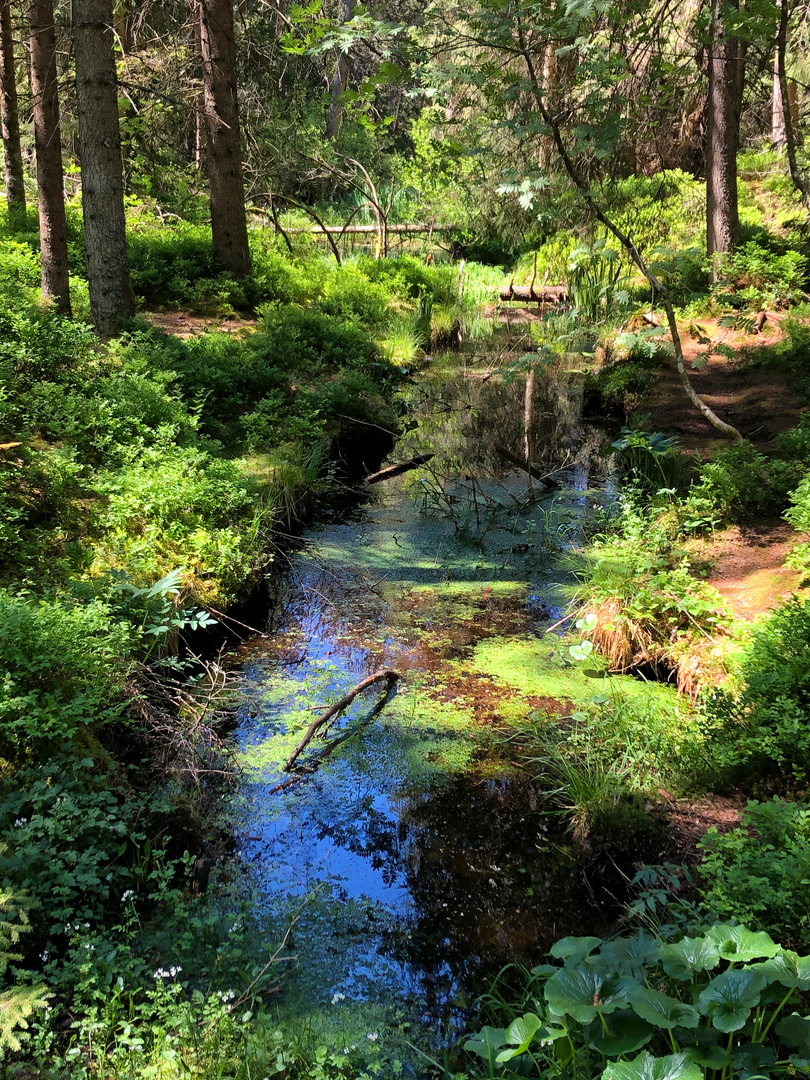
[648,313,803,449]
[146,310,258,339]
[698,521,806,622]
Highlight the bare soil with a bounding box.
[146,310,258,339]
[648,313,802,449]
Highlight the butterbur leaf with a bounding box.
[706,924,779,962]
[531,963,558,978]
[504,1013,543,1050]
[698,968,766,1032]
[660,935,721,979]
[753,949,810,990]
[732,1042,776,1073]
[629,987,700,1030]
[599,932,661,976]
[584,1009,654,1056]
[602,1051,703,1080]
[776,1013,810,1051]
[545,965,631,1023]
[549,935,602,967]
[464,1026,506,1059]
[685,1045,730,1070]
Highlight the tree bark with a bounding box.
[706,0,740,275]
[28,0,70,314]
[0,0,26,229]
[73,0,135,337]
[325,0,354,140]
[776,0,810,214]
[197,0,251,277]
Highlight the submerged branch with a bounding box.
[283,669,400,772]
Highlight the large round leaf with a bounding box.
[698,968,767,1032]
[496,1013,552,1062]
[660,935,721,980]
[753,949,810,990]
[549,935,603,967]
[601,1050,703,1080]
[597,932,661,976]
[629,987,700,1030]
[545,965,631,1022]
[464,1026,506,1059]
[584,1009,654,1056]
[705,924,779,962]
[776,1013,810,1051]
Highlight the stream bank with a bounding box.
[221,347,691,1071]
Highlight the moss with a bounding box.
[470,635,680,711]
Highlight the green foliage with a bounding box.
[699,798,810,948]
[465,924,810,1078]
[585,353,666,419]
[723,241,807,309]
[692,442,801,520]
[0,591,132,760]
[704,596,810,784]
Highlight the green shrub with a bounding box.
[705,596,810,783]
[784,472,810,575]
[0,592,132,759]
[693,442,801,519]
[699,798,810,948]
[724,240,807,308]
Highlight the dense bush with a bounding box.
[699,798,810,948]
[0,591,132,761]
[705,596,810,783]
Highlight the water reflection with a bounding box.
[233,347,613,1038]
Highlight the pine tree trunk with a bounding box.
[197,0,251,277]
[73,0,134,337]
[773,45,787,147]
[28,0,70,314]
[325,0,354,140]
[706,0,740,275]
[0,0,26,229]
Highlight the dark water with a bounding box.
[231,353,615,1053]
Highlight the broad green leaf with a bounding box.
[660,936,721,979]
[705,924,779,962]
[698,968,766,1032]
[731,1042,776,1073]
[463,1026,506,1059]
[495,1013,546,1061]
[584,1009,654,1056]
[531,963,558,978]
[545,965,631,1023]
[599,932,661,976]
[602,1050,703,1080]
[753,949,810,990]
[549,935,602,967]
[685,1044,730,1070]
[776,1013,810,1051]
[629,987,700,1030]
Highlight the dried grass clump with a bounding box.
[582,601,729,700]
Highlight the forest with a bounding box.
[4,0,810,1077]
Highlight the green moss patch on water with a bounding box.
[470,634,680,710]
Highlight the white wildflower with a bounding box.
[13,818,27,827]
[366,1033,378,1042]
[331,992,346,1005]
[121,889,135,902]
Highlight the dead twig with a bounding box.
[284,669,400,772]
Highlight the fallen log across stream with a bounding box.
[362,454,434,485]
[283,668,401,772]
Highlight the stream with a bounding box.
[229,348,621,1067]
